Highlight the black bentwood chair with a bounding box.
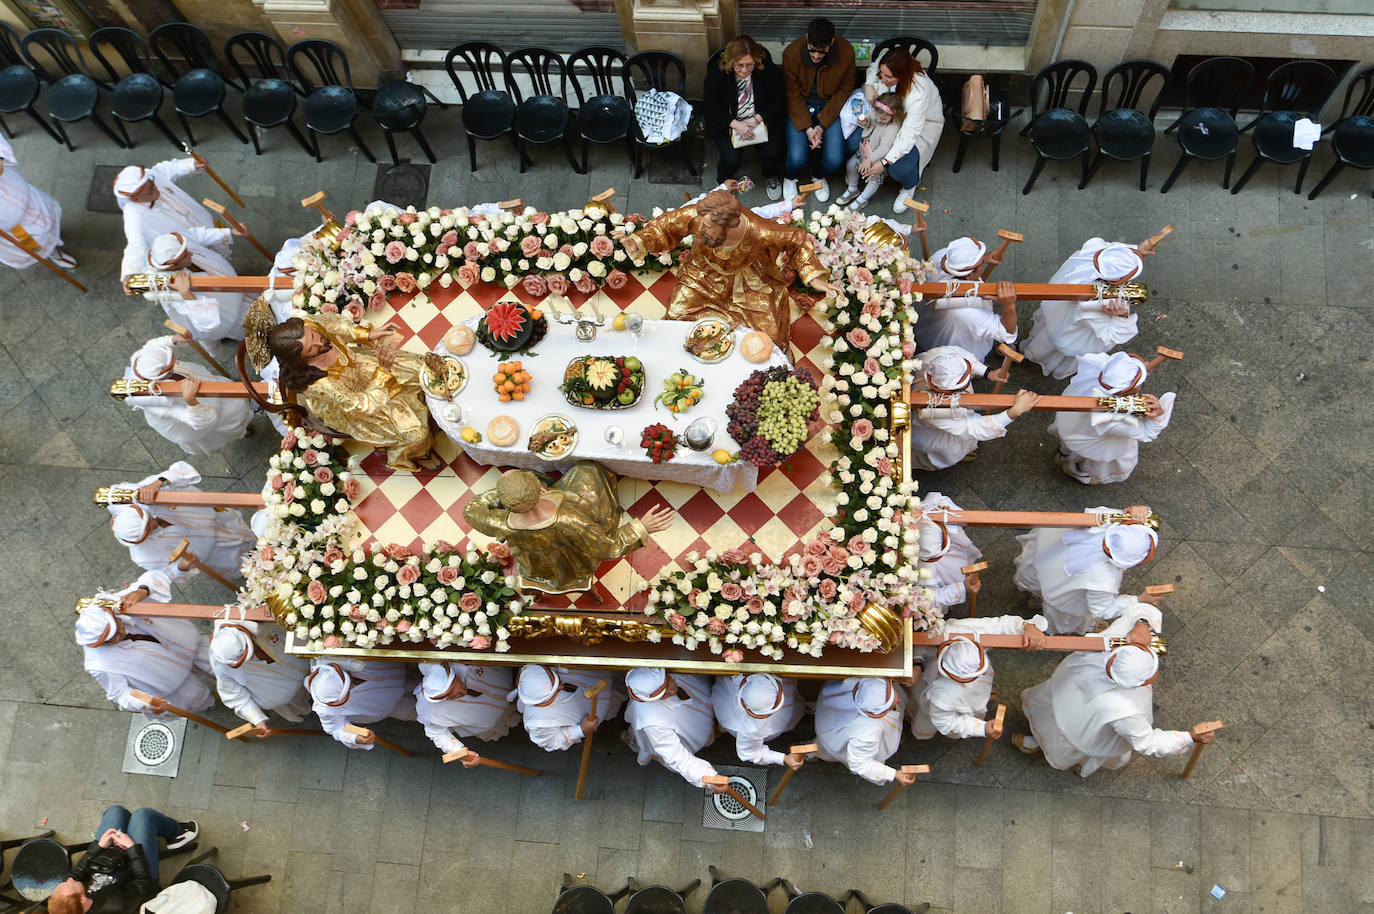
[224,31,316,156]
[444,41,516,173]
[21,28,127,150]
[1159,56,1255,193]
[0,23,60,142]
[625,50,699,179]
[566,46,635,174]
[1082,59,1170,191]
[1306,64,1374,199]
[844,888,932,914]
[371,76,444,165]
[1229,59,1338,195]
[702,866,785,914]
[1021,59,1097,194]
[287,38,376,163]
[615,876,701,914]
[552,873,618,914]
[88,27,182,150]
[504,46,581,173]
[167,848,271,914]
[149,23,249,146]
[871,35,939,74]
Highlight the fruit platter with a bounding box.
[560,355,646,410]
[476,299,549,354]
[654,369,704,415]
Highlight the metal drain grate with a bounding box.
[702,765,767,832]
[122,716,187,777]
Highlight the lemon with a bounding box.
[612,313,628,331]
[712,449,734,465]
[461,426,480,443]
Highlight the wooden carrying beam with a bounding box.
[110,380,269,399]
[911,392,1148,413]
[442,748,542,776]
[74,597,274,622]
[918,509,1159,530]
[94,486,265,509]
[911,631,1166,653]
[910,281,1135,301]
[226,722,326,740]
[703,776,766,820]
[767,743,818,806]
[1181,720,1223,778]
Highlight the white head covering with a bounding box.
[210,622,257,668]
[1105,644,1158,688]
[511,664,560,705]
[1092,243,1143,283]
[419,662,458,701]
[625,667,669,702]
[306,662,352,705]
[113,166,150,206]
[109,504,152,545]
[131,339,176,381]
[923,347,985,393]
[937,636,988,682]
[738,674,784,717]
[917,517,951,561]
[1094,352,1147,395]
[75,605,119,647]
[250,509,269,539]
[274,238,302,274]
[939,237,986,277]
[852,678,896,716]
[148,233,188,270]
[1062,522,1157,576]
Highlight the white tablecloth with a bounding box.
[427,317,791,492]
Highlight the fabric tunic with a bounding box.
[414,665,519,755]
[513,668,625,751]
[0,135,63,268]
[711,675,805,766]
[124,338,251,455]
[119,158,220,281]
[1011,509,1141,635]
[625,673,718,787]
[815,677,906,785]
[311,661,413,749]
[116,462,254,582]
[909,614,1045,740]
[212,624,310,725]
[910,345,1012,470]
[1049,354,1176,484]
[143,227,249,342]
[1022,238,1141,379]
[914,491,983,613]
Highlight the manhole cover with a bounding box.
[123,715,186,777]
[134,723,176,766]
[372,162,430,210]
[701,764,766,832]
[712,776,758,820]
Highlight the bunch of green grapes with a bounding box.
[756,376,821,456]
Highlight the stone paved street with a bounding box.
[0,102,1370,914]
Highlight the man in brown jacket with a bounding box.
[781,18,857,203]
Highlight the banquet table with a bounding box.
[427,315,793,492]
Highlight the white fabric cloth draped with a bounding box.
[414,665,519,755]
[123,339,252,455]
[211,623,310,725]
[815,677,905,784]
[1022,238,1141,379]
[513,667,625,752]
[624,673,717,787]
[711,674,804,766]
[0,135,63,268]
[909,614,1045,740]
[114,462,255,581]
[120,158,221,281]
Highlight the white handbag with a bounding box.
[730,120,769,149]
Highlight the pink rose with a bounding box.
[800,555,823,578]
[441,230,459,246]
[687,588,703,608]
[862,298,882,318]
[301,449,320,466]
[281,432,298,450]
[395,273,417,294]
[722,650,744,664]
[853,267,873,286]
[546,273,570,296]
[437,565,459,585]
[320,302,339,314]
[436,243,451,258]
[847,327,872,349]
[456,263,480,286]
[719,547,751,564]
[521,274,548,297]
[470,635,492,650]
[397,212,418,226]
[378,274,398,292]
[463,241,483,261]
[314,467,334,483]
[805,540,827,557]
[323,546,344,565]
[486,541,512,563]
[829,631,846,645]
[720,582,743,601]
[468,214,486,225]
[849,592,867,613]
[848,535,870,555]
[589,235,615,258]
[270,474,286,491]
[626,212,644,226]
[345,210,360,226]
[459,592,482,612]
[877,456,894,477]
[281,481,296,503]
[345,301,365,321]
[520,235,542,257]
[323,635,341,648]
[864,357,881,376]
[829,546,848,565]
[746,595,765,615]
[558,244,574,257]
[668,612,688,632]
[902,341,916,358]
[851,418,875,442]
[343,478,361,500]
[384,241,406,264]
[306,579,326,604]
[350,605,366,621]
[821,555,841,575]
[368,291,388,312]
[397,564,420,585]
[573,274,596,295]
[706,618,727,635]
[384,542,412,560]
[396,619,411,633]
[529,212,549,225]
[818,579,838,601]
[434,541,456,554]
[605,269,629,290]
[899,278,913,295]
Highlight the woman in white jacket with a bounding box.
[863,46,945,214]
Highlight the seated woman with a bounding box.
[703,35,787,198]
[862,45,945,213]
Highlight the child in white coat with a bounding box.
[837,93,904,210]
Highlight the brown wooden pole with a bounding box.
[301,191,336,223]
[442,748,542,776]
[574,680,608,800]
[1140,224,1174,254]
[201,199,271,259]
[168,539,239,595]
[95,487,265,509]
[129,688,230,733]
[972,229,1023,281]
[987,342,1024,395]
[703,776,766,820]
[911,391,1142,413]
[910,631,1167,654]
[75,597,274,622]
[876,764,930,810]
[163,319,233,378]
[184,146,245,206]
[911,281,1124,301]
[767,743,817,806]
[974,704,1006,766]
[0,226,88,292]
[902,199,931,259]
[226,722,327,740]
[1144,345,1185,374]
[344,724,414,756]
[1181,720,1223,779]
[917,509,1159,530]
[961,561,988,618]
[111,379,269,400]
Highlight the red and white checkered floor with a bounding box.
[345,269,837,611]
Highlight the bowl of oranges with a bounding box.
[493,361,532,402]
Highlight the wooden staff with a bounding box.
[343,723,414,756]
[75,596,274,622]
[574,679,608,800]
[903,199,931,259]
[185,146,244,206]
[202,199,272,260]
[0,226,87,292]
[972,229,1023,281]
[987,342,1023,395]
[798,181,825,194]
[1181,720,1223,778]
[1140,224,1174,254]
[129,688,229,734]
[163,318,233,378]
[703,776,766,821]
[1145,584,1175,597]
[910,281,1139,301]
[911,391,1151,415]
[974,704,1006,766]
[1144,346,1184,373]
[110,379,269,401]
[301,191,336,223]
[592,188,615,202]
[442,747,542,776]
[767,743,817,806]
[95,486,265,509]
[917,508,1159,530]
[168,539,239,595]
[876,764,930,811]
[910,631,1168,654]
[498,198,523,211]
[961,561,988,617]
[226,722,327,740]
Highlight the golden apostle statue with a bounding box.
[616,190,842,349]
[464,463,674,595]
[266,312,441,471]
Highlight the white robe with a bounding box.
[125,340,252,455]
[915,254,1014,360]
[1022,614,1192,777]
[1012,509,1142,635]
[514,668,625,751]
[711,675,805,766]
[909,614,1045,740]
[143,227,248,342]
[414,666,519,755]
[624,673,717,787]
[312,661,414,749]
[211,624,310,725]
[83,574,212,721]
[815,678,906,785]
[116,462,254,582]
[120,158,220,281]
[0,136,63,268]
[1022,238,1140,379]
[910,346,1012,470]
[915,492,983,613]
[1049,357,1176,484]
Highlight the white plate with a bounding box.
[529,413,578,461]
[684,318,734,364]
